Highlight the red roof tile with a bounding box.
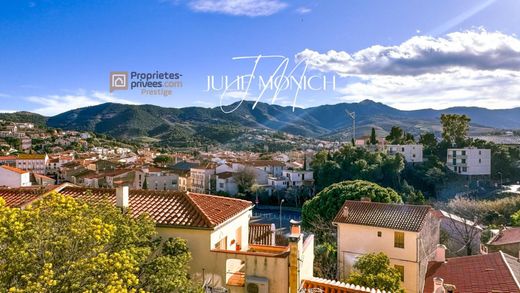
[489,227,520,246]
[0,187,51,208]
[57,187,252,229]
[333,200,432,232]
[1,165,29,174]
[424,252,520,293]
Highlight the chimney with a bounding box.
[290,219,301,237]
[116,185,129,210]
[435,244,447,263]
[433,277,446,293]
[288,219,302,293]
[360,197,371,202]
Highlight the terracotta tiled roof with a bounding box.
[249,223,275,245]
[57,186,252,229]
[424,252,520,293]
[188,192,252,227]
[333,200,432,232]
[489,227,520,246]
[217,171,234,179]
[243,160,285,167]
[17,154,47,160]
[0,187,51,208]
[0,156,17,160]
[302,277,388,293]
[1,165,28,174]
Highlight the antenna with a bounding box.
[345,109,356,142]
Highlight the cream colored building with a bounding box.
[56,185,315,293]
[334,201,440,293]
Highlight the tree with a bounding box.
[142,177,148,190]
[512,210,520,226]
[386,126,404,144]
[302,180,402,229]
[314,242,337,280]
[369,128,377,145]
[0,193,199,292]
[233,166,257,194]
[154,155,173,166]
[440,114,470,146]
[347,252,404,292]
[419,132,437,156]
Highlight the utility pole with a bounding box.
[345,109,356,142]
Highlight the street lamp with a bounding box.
[498,172,503,187]
[279,199,285,230]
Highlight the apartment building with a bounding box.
[385,144,424,163]
[190,163,216,193]
[446,148,491,175]
[15,154,49,174]
[334,201,440,293]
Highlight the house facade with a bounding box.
[334,201,440,293]
[0,165,31,187]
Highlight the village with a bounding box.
[1,117,520,293]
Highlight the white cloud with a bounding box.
[296,29,520,76]
[296,29,520,109]
[295,7,311,14]
[27,91,139,116]
[188,0,287,17]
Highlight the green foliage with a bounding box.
[312,145,405,192]
[302,180,401,229]
[386,126,404,144]
[0,193,198,292]
[440,114,470,146]
[347,253,404,292]
[154,155,173,165]
[369,128,377,145]
[314,242,337,280]
[511,210,520,226]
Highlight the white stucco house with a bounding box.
[0,165,32,187]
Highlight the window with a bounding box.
[394,232,405,248]
[377,231,382,237]
[394,265,405,281]
[462,150,466,156]
[452,159,457,165]
[461,159,466,164]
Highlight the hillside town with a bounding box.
[1,114,520,293]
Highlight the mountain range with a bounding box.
[2,100,519,145]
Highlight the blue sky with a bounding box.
[1,0,520,115]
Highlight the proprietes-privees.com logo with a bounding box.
[110,71,183,96]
